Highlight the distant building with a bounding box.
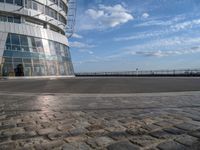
[0,0,74,77]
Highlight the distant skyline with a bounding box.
[69,0,200,72]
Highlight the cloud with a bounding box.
[72,33,83,39]
[124,36,200,52]
[112,35,200,59]
[131,46,200,57]
[142,13,149,19]
[135,15,185,27]
[69,41,95,49]
[171,19,200,31]
[80,4,133,30]
[114,31,164,41]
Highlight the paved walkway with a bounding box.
[1,91,200,149]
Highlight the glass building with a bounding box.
[0,0,74,77]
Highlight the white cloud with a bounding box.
[171,19,200,31]
[114,31,164,41]
[142,13,149,19]
[135,15,185,27]
[72,33,83,39]
[69,41,95,49]
[111,35,200,59]
[80,4,133,30]
[132,46,200,57]
[124,36,200,52]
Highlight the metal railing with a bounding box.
[75,69,200,77]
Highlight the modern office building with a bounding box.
[0,0,74,77]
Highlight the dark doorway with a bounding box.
[15,64,24,76]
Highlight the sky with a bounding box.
[69,0,200,72]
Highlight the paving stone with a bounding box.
[12,131,37,140]
[107,131,131,140]
[175,122,200,131]
[154,121,173,128]
[143,124,161,132]
[189,142,200,150]
[69,128,87,136]
[62,142,91,150]
[175,134,199,146]
[164,127,186,135]
[126,127,148,135]
[150,130,175,139]
[1,127,25,136]
[18,137,49,148]
[86,124,104,131]
[130,135,160,147]
[86,138,98,148]
[0,142,17,150]
[95,136,114,147]
[0,135,9,143]
[64,135,87,143]
[34,140,64,150]
[57,124,74,131]
[87,129,107,137]
[157,141,187,150]
[189,130,200,138]
[48,132,71,140]
[37,128,57,135]
[107,141,140,150]
[17,122,35,127]
[0,124,15,130]
[62,143,77,150]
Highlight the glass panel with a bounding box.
[20,35,28,46]
[14,0,22,6]
[6,34,11,45]
[35,38,44,53]
[11,34,20,45]
[3,63,14,76]
[0,0,4,2]
[0,15,7,22]
[23,58,32,63]
[14,16,20,23]
[8,16,13,23]
[32,1,38,10]
[24,64,32,76]
[49,41,56,55]
[30,37,37,52]
[6,0,13,4]
[25,0,32,8]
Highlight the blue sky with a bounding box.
[69,0,200,72]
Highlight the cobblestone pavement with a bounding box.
[1,91,200,149]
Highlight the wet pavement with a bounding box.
[0,78,200,149]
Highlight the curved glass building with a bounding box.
[0,0,74,77]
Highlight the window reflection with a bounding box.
[2,33,73,76]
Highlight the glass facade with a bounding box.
[1,33,74,76]
[0,14,21,23]
[0,0,67,24]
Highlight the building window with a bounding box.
[14,0,22,6]
[6,0,13,4]
[20,35,29,52]
[35,38,44,53]
[11,34,21,51]
[0,15,21,23]
[0,15,7,22]
[45,7,57,20]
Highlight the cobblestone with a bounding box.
[107,141,140,150]
[175,134,199,146]
[157,141,187,150]
[1,91,200,149]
